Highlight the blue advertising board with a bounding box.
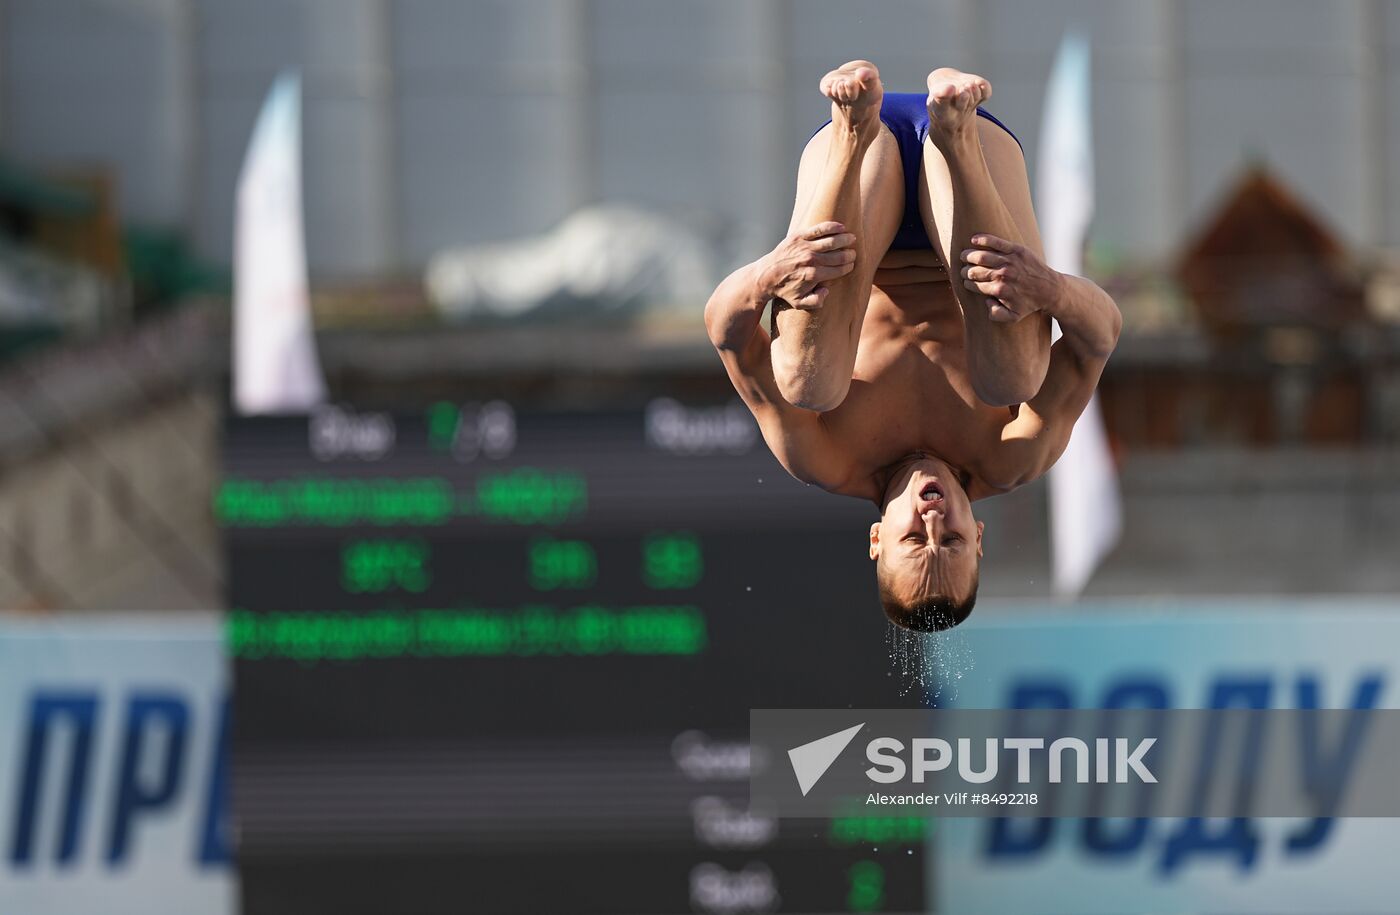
[935,601,1400,914]
[0,615,233,915]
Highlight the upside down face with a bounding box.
[869,454,983,631]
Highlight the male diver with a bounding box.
[705,62,1121,630]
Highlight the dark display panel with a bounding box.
[224,404,930,914]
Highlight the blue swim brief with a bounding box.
[811,91,1022,251]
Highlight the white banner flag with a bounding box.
[1038,32,1122,597]
[233,72,326,415]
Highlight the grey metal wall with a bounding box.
[2,0,1396,279]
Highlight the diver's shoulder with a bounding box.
[965,433,1058,500]
[798,463,883,503]
[965,473,1023,501]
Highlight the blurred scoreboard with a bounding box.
[223,402,928,914]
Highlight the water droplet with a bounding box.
[885,617,975,701]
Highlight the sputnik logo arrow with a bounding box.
[787,723,865,796]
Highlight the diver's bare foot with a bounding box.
[820,60,883,145]
[926,67,991,148]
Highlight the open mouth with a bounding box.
[920,482,944,503]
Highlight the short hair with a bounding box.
[876,559,979,632]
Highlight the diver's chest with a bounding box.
[825,357,1002,468]
[848,332,976,417]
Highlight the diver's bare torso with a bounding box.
[707,64,1120,511]
[775,253,1025,503]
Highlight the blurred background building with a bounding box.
[3,0,1399,612]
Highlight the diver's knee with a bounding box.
[970,362,1045,408]
[773,359,851,413]
[778,375,851,414]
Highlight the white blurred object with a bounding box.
[233,72,326,415]
[1039,31,1122,599]
[425,204,719,321]
[0,243,111,331]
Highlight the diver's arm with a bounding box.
[988,335,1106,488]
[705,237,874,499]
[704,222,857,354]
[1044,272,1121,363]
[959,234,1120,362]
[967,249,1121,491]
[704,260,772,355]
[710,321,872,496]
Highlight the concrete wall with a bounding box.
[0,306,222,612]
[2,0,1396,278]
[0,388,220,611]
[968,447,1400,599]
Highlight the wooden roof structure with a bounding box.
[1177,166,1367,335]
